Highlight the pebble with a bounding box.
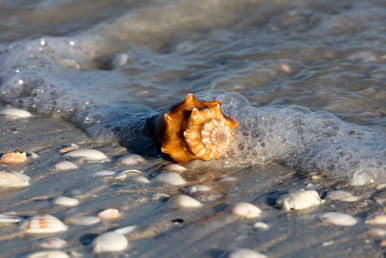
[254,222,269,230]
[319,212,358,226]
[54,161,79,171]
[59,144,79,154]
[365,214,386,225]
[39,237,67,249]
[277,190,322,211]
[20,214,68,234]
[114,225,137,235]
[170,194,203,209]
[93,232,129,253]
[185,185,211,195]
[0,213,22,224]
[0,107,32,118]
[132,175,150,184]
[97,208,122,220]
[27,251,69,258]
[0,171,30,187]
[64,149,108,161]
[232,202,262,219]
[53,196,79,207]
[69,216,101,226]
[119,154,146,166]
[114,169,142,180]
[154,172,186,186]
[326,190,360,202]
[164,164,187,172]
[368,228,386,238]
[94,170,116,177]
[227,248,267,258]
[1,152,27,164]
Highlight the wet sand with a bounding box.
[0,113,385,257]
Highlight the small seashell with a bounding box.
[59,144,79,154]
[1,152,27,164]
[326,190,360,202]
[97,208,122,220]
[69,216,101,226]
[231,202,262,219]
[30,152,39,159]
[20,214,68,234]
[53,196,79,207]
[94,170,115,177]
[153,172,186,186]
[64,149,108,161]
[132,175,150,184]
[218,177,237,184]
[277,190,322,211]
[93,232,129,253]
[254,222,269,230]
[319,212,358,226]
[0,107,32,118]
[170,194,203,209]
[39,237,67,249]
[114,169,142,180]
[119,154,146,166]
[151,192,170,201]
[0,171,30,187]
[27,251,69,258]
[164,164,187,172]
[365,214,386,225]
[114,225,137,235]
[368,228,386,238]
[185,185,211,195]
[54,161,79,171]
[227,248,267,258]
[0,213,22,224]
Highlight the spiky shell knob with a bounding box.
[161,94,238,162]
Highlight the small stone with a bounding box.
[254,222,269,230]
[368,228,386,238]
[97,208,122,220]
[326,190,360,202]
[0,107,32,119]
[69,216,101,226]
[64,149,108,161]
[54,161,79,171]
[0,213,22,223]
[319,212,358,226]
[170,194,202,208]
[154,172,186,186]
[94,170,115,177]
[132,176,150,184]
[93,232,129,253]
[232,202,262,219]
[39,237,67,249]
[227,248,267,258]
[164,164,187,172]
[0,171,30,187]
[27,251,69,258]
[120,154,146,166]
[54,196,79,207]
[1,152,27,164]
[277,190,322,211]
[365,214,386,225]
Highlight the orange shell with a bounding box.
[161,94,238,162]
[0,152,27,164]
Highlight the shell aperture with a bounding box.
[161,94,238,162]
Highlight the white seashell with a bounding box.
[94,170,115,177]
[232,202,262,219]
[150,192,170,201]
[114,225,137,235]
[20,214,68,234]
[53,196,79,207]
[114,169,143,180]
[185,185,211,195]
[319,212,358,226]
[0,107,32,118]
[227,248,267,258]
[97,208,122,220]
[39,237,67,249]
[119,154,146,166]
[365,214,386,225]
[254,222,269,230]
[164,164,187,172]
[27,251,69,258]
[170,194,202,208]
[132,175,150,184]
[277,190,322,211]
[0,213,22,224]
[93,232,129,253]
[54,161,78,171]
[0,171,30,187]
[30,152,39,159]
[368,228,386,238]
[64,149,108,161]
[69,216,101,226]
[326,190,360,202]
[153,172,186,186]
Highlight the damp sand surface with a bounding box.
[1,115,385,257]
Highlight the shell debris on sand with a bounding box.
[53,196,79,207]
[131,175,150,184]
[231,202,262,219]
[319,212,358,226]
[27,250,69,258]
[254,222,269,230]
[227,248,267,258]
[93,232,129,253]
[114,169,143,180]
[94,170,116,177]
[64,149,108,161]
[0,107,32,119]
[368,228,386,238]
[170,194,203,209]
[20,214,68,234]
[277,190,322,211]
[119,154,146,166]
[97,208,122,220]
[1,152,28,164]
[54,161,79,171]
[0,213,22,224]
[0,171,30,187]
[365,214,386,225]
[114,225,137,235]
[326,190,360,202]
[68,216,101,226]
[59,143,79,154]
[153,172,186,186]
[39,237,67,249]
[185,185,211,195]
[164,164,187,172]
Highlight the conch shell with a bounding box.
[160,94,238,162]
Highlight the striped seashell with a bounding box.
[19,214,68,234]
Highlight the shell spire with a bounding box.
[161,94,238,162]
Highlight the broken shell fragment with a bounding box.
[0,107,32,119]
[64,149,108,161]
[0,171,30,187]
[53,196,79,207]
[319,212,358,226]
[54,161,79,171]
[119,154,146,166]
[39,237,67,249]
[277,190,322,211]
[93,232,129,253]
[20,214,68,234]
[27,251,69,258]
[154,172,186,186]
[227,248,267,258]
[231,202,262,219]
[0,213,22,224]
[59,144,79,154]
[365,214,386,225]
[170,194,203,208]
[97,208,122,220]
[1,152,27,164]
[326,190,360,202]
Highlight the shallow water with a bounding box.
[0,0,385,185]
